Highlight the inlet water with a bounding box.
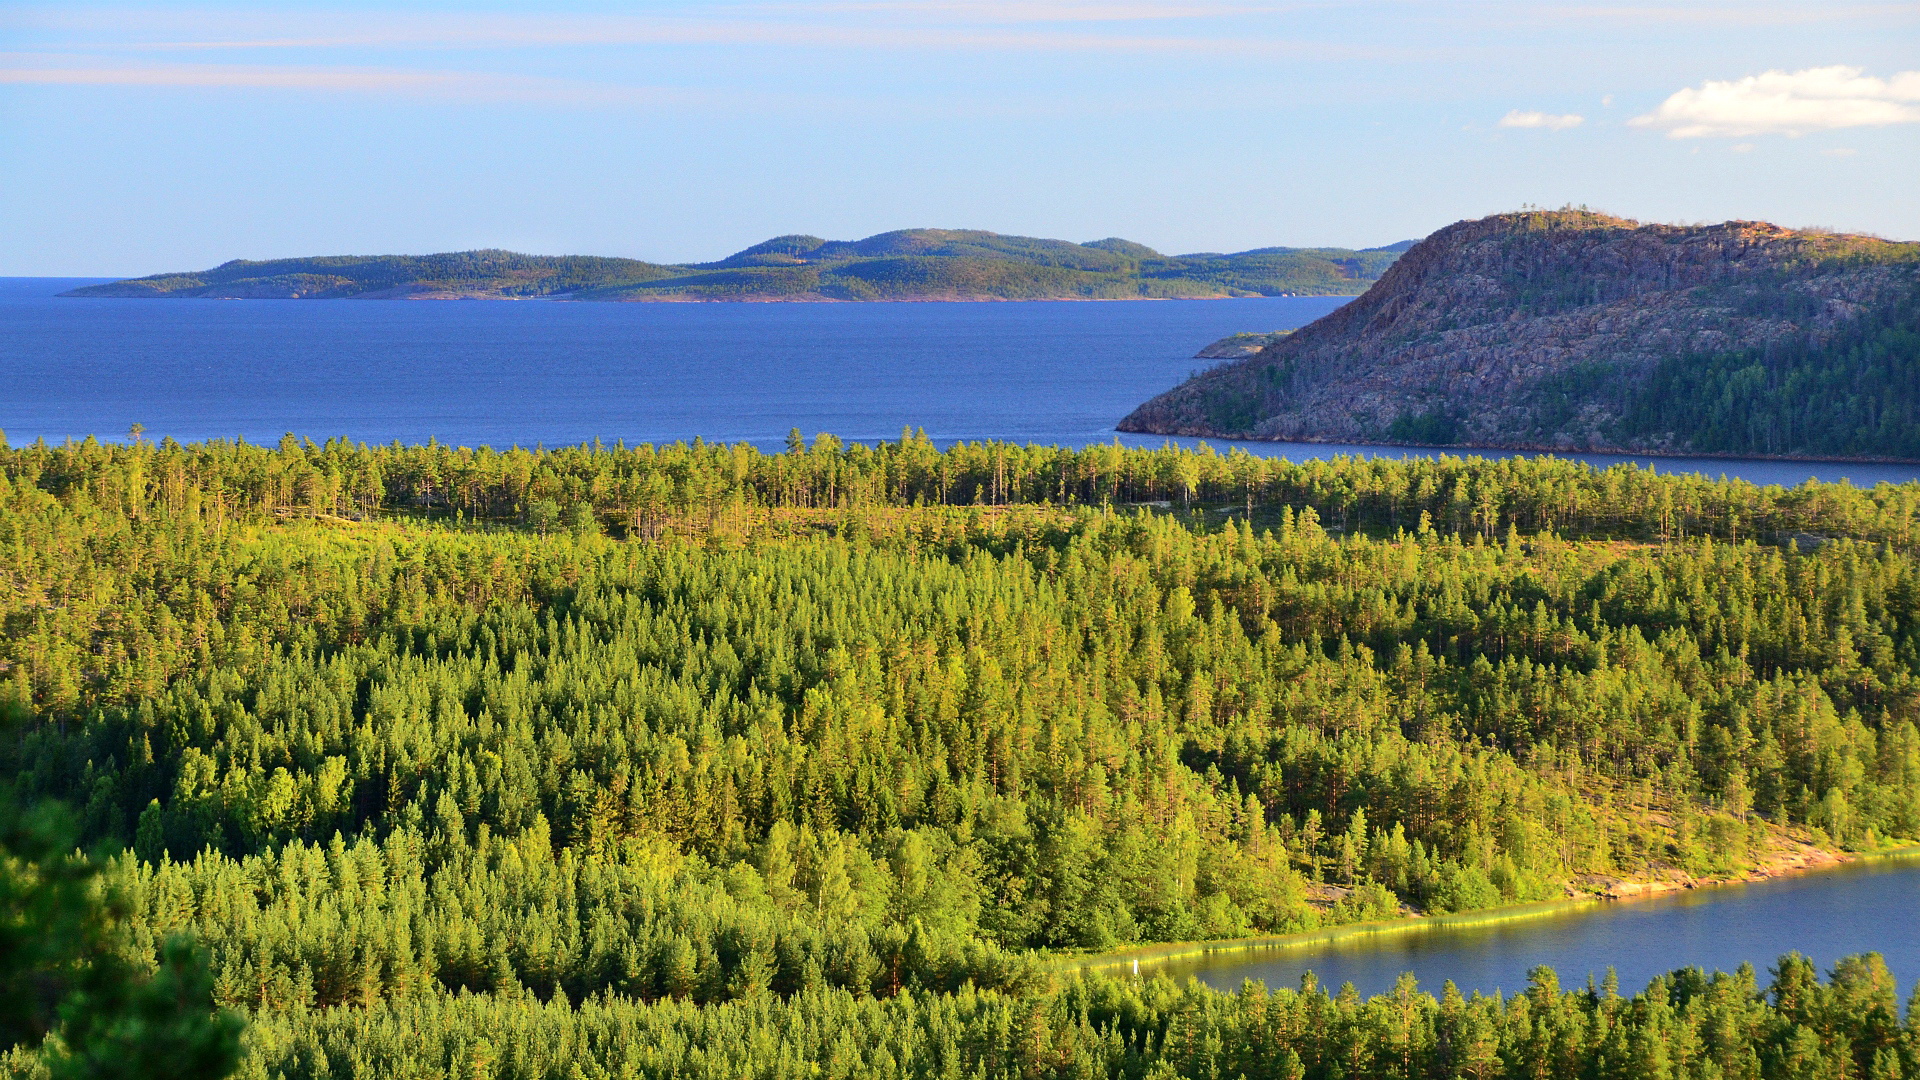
[1150,855,1920,1000]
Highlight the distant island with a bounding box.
[1128,209,1920,462]
[62,230,1415,302]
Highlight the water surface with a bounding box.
[4,278,1918,488]
[1156,855,1920,999]
[0,279,1343,451]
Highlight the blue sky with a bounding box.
[2,1,1916,275]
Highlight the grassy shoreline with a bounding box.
[1060,844,1920,976]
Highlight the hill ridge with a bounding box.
[64,228,1414,302]
[1119,210,1920,461]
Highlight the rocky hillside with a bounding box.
[1120,210,1920,460]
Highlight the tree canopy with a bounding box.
[2,434,1917,1078]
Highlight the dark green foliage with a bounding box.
[1386,409,1461,446]
[0,724,243,1080]
[1202,388,1266,435]
[1615,283,1920,459]
[40,938,245,1080]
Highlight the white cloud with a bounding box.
[1631,65,1920,137]
[1499,109,1584,130]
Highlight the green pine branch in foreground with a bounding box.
[0,714,243,1080]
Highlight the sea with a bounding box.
[4,277,1917,488]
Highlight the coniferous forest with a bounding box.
[5,432,1920,1078]
[1616,282,1920,460]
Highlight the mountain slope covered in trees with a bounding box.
[4,434,1920,1078]
[1122,210,1920,460]
[62,231,1409,301]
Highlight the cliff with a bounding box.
[1121,210,1920,460]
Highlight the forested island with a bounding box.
[5,433,1920,1078]
[61,231,1412,302]
[1126,209,1920,462]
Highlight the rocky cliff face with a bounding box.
[1119,210,1919,456]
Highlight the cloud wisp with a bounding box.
[0,61,702,107]
[1499,109,1584,130]
[1631,65,1920,137]
[7,7,1372,60]
[810,1,1297,21]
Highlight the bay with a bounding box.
[1151,855,1920,1000]
[3,277,1918,488]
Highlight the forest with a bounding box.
[3,433,1919,1078]
[1611,281,1920,460]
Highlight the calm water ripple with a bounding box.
[1155,855,1920,999]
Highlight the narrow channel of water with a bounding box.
[1152,855,1920,999]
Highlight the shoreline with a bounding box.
[1060,844,1920,977]
[55,292,1363,304]
[1114,428,1920,469]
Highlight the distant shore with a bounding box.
[1117,428,1920,469]
[63,233,1406,303]
[65,289,1350,304]
[1062,843,1920,977]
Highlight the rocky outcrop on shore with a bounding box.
[1194,331,1293,359]
[1580,838,1848,901]
[1122,210,1920,458]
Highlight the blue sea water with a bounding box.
[4,277,1918,488]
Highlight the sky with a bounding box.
[2,1,1916,275]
